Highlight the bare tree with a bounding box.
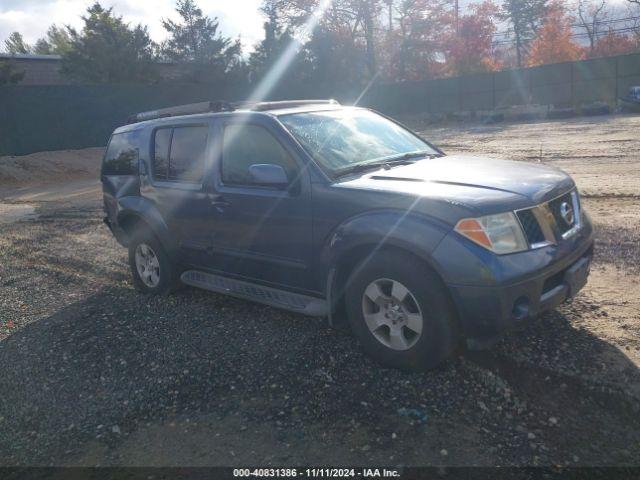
[578,0,609,56]
[628,3,640,45]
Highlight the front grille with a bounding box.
[548,192,577,235]
[516,208,545,245]
[515,189,581,248]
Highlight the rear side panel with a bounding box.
[101,128,147,244]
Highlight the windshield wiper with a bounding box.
[334,150,438,178]
[334,161,391,177]
[381,150,439,164]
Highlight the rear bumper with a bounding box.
[444,238,594,341]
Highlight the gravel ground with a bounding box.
[0,114,639,467]
[414,113,640,198]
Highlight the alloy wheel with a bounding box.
[135,243,161,288]
[361,278,423,351]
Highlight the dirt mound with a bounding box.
[0,148,104,187]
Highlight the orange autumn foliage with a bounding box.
[446,1,502,75]
[527,1,583,66]
[593,28,637,57]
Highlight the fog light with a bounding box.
[512,297,530,321]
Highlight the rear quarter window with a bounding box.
[102,130,143,175]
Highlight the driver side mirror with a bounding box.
[248,164,289,187]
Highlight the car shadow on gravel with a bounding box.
[1,286,639,466]
[467,297,640,465]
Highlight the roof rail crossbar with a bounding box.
[127,99,340,124]
[128,100,235,124]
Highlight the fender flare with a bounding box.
[116,196,177,253]
[320,209,452,324]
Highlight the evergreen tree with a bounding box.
[4,32,31,54]
[248,3,311,84]
[160,0,241,82]
[0,60,25,85]
[61,2,156,83]
[33,26,72,55]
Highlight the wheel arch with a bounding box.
[117,212,151,244]
[115,200,176,254]
[326,241,459,334]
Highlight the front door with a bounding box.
[202,118,314,293]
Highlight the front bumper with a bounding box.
[447,241,593,339]
[433,212,595,341]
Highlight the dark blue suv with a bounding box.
[102,100,594,370]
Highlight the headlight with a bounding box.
[454,212,528,254]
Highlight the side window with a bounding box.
[168,126,207,183]
[102,131,140,175]
[151,125,207,184]
[221,124,297,185]
[153,128,171,180]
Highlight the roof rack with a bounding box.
[127,99,340,124]
[245,99,340,111]
[127,100,234,124]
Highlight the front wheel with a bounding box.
[128,230,180,295]
[345,251,458,370]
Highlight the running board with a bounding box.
[181,270,328,316]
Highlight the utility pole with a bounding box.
[386,0,393,32]
[455,0,459,35]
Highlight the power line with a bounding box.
[491,14,640,39]
[491,21,640,47]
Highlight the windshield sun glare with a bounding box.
[279,109,438,174]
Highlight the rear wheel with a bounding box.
[345,251,457,370]
[128,230,181,295]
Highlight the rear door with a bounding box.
[202,116,315,292]
[139,121,214,263]
[101,129,143,226]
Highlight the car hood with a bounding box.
[336,155,575,213]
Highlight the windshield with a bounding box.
[279,109,439,174]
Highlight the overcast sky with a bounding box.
[0,0,265,52]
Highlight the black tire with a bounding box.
[128,229,181,295]
[345,250,458,370]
